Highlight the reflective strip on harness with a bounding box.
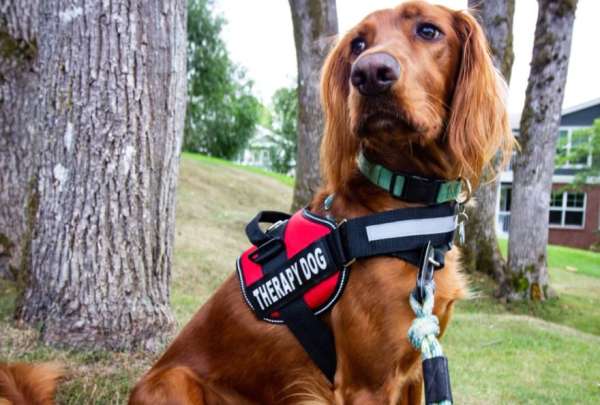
[366,215,456,241]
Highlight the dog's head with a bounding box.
[320,0,513,190]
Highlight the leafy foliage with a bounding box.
[268,86,298,174]
[556,118,600,189]
[184,0,260,159]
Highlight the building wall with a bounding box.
[548,184,600,249]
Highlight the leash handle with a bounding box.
[409,285,453,405]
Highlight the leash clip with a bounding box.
[415,241,436,305]
[456,204,469,245]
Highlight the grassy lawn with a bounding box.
[458,238,600,335]
[498,238,600,279]
[1,153,599,404]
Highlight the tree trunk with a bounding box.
[288,0,337,211]
[462,0,514,282]
[504,0,577,300]
[15,0,187,351]
[0,0,39,281]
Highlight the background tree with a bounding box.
[15,0,187,350]
[462,0,515,283]
[185,0,260,160]
[288,0,338,211]
[0,0,39,280]
[268,86,298,174]
[504,0,578,300]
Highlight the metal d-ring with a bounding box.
[456,178,473,205]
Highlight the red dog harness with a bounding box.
[237,203,459,383]
[237,209,348,323]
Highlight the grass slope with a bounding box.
[1,154,599,404]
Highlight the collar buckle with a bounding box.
[388,172,399,196]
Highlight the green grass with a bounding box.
[498,238,600,279]
[446,313,600,404]
[457,268,600,336]
[1,154,599,404]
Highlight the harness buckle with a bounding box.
[266,220,286,233]
[335,219,356,267]
[249,237,285,264]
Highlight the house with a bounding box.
[238,125,278,168]
[497,98,600,250]
[237,125,296,174]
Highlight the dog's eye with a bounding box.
[350,37,367,56]
[416,23,442,40]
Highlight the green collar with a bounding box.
[357,151,462,204]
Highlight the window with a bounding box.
[497,184,512,233]
[556,128,592,168]
[548,191,586,228]
[499,185,512,212]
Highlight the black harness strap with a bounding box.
[280,300,337,382]
[257,218,338,383]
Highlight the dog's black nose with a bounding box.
[350,52,400,96]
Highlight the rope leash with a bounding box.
[408,284,453,405]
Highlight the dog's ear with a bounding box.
[446,10,514,186]
[319,37,360,190]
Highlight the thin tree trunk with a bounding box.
[0,0,39,281]
[289,0,337,211]
[504,0,577,300]
[16,0,187,351]
[462,0,514,283]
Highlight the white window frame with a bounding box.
[497,184,512,235]
[557,126,593,169]
[548,191,586,230]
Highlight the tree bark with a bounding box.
[288,0,338,211]
[462,0,514,282]
[0,0,39,280]
[15,0,187,351]
[504,0,577,300]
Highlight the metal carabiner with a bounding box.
[415,241,436,305]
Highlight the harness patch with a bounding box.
[237,209,348,323]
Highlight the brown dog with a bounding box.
[129,1,512,404]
